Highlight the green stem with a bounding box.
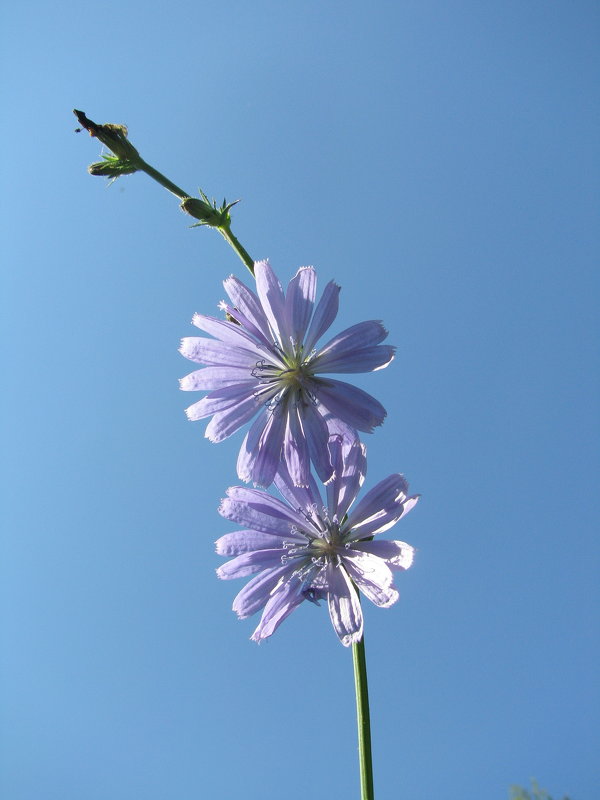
[74,108,255,276]
[353,635,374,800]
[137,157,255,276]
[137,157,190,201]
[218,225,255,276]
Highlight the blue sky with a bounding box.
[2,2,599,799]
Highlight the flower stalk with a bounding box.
[73,109,255,276]
[353,635,375,800]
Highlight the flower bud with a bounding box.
[73,110,140,161]
[88,157,139,178]
[181,197,228,227]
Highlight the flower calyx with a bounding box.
[180,190,240,229]
[88,153,139,180]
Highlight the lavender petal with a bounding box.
[250,578,307,642]
[273,463,324,527]
[219,496,307,538]
[303,280,341,352]
[342,551,398,609]
[204,394,264,443]
[254,260,288,348]
[326,436,366,521]
[315,378,387,432]
[219,301,273,350]
[184,383,259,421]
[351,539,415,571]
[285,267,317,346]
[345,474,410,530]
[316,320,389,358]
[326,565,363,647]
[243,406,287,488]
[345,495,420,540]
[179,366,253,391]
[226,485,313,526]
[232,564,294,619]
[217,549,284,580]
[302,401,335,484]
[223,274,272,342]
[179,337,259,368]
[283,405,311,488]
[312,345,396,374]
[215,530,291,556]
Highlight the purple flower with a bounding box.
[215,436,418,646]
[179,260,394,488]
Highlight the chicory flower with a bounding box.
[216,435,418,646]
[179,260,394,488]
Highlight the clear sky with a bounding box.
[2,2,599,799]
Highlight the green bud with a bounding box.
[88,156,139,178]
[180,196,225,227]
[180,190,239,228]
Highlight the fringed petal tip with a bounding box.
[372,347,396,371]
[322,468,337,487]
[376,587,399,608]
[217,500,228,519]
[401,546,415,570]
[291,478,311,489]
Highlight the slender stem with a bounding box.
[75,107,255,274]
[137,157,190,200]
[137,158,255,276]
[218,226,255,276]
[353,635,374,800]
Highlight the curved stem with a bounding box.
[353,635,374,800]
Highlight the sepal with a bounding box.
[88,153,139,180]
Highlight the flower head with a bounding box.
[180,260,394,487]
[216,435,418,646]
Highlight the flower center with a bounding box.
[310,537,337,557]
[279,365,306,391]
[283,519,344,567]
[309,524,343,559]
